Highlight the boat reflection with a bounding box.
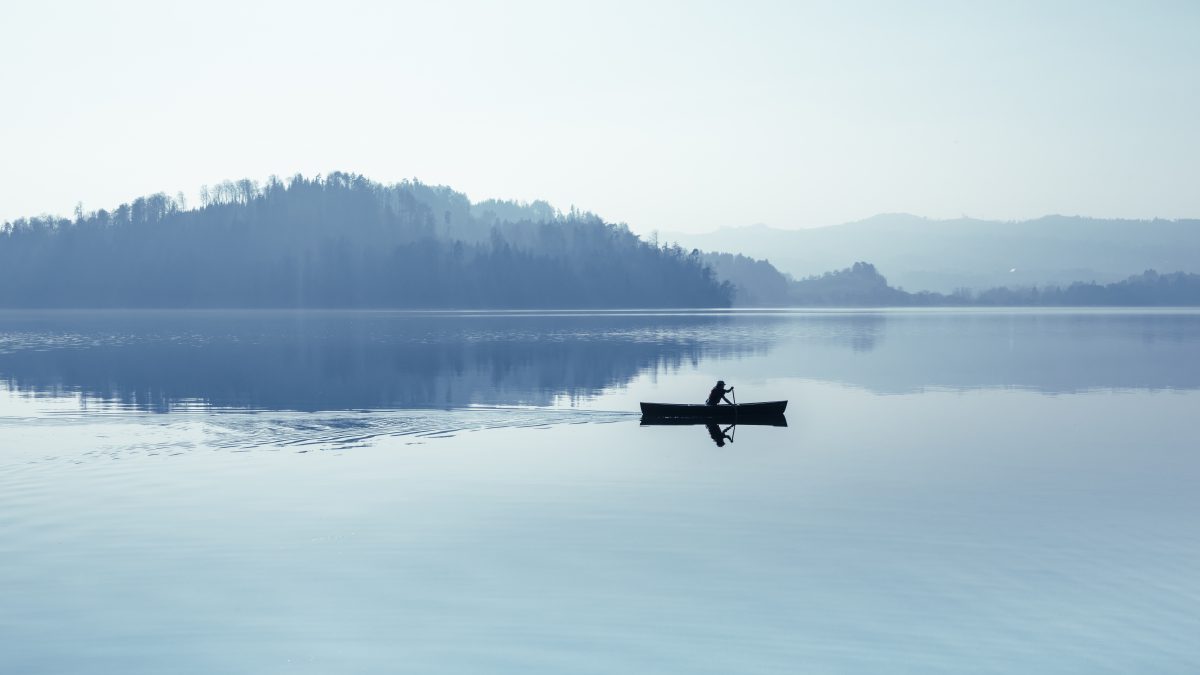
[706,423,734,447]
[640,416,788,447]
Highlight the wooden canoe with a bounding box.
[639,401,787,421]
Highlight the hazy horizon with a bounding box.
[6,169,1198,238]
[3,1,1198,234]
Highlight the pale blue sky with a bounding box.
[2,0,1197,233]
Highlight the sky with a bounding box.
[2,0,1198,234]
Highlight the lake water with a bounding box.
[1,309,1198,674]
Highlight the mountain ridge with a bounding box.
[663,214,1200,293]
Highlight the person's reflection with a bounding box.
[706,423,735,447]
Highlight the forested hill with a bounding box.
[0,173,731,308]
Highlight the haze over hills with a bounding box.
[7,173,1200,309]
[665,214,1200,293]
[699,254,1200,308]
[0,173,729,309]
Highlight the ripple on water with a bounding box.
[0,407,637,467]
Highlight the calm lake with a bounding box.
[2,309,1198,674]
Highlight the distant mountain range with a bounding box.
[702,255,1200,307]
[666,214,1200,293]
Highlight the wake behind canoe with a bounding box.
[640,401,787,420]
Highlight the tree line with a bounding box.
[706,254,1200,307]
[0,173,732,308]
[929,269,1200,306]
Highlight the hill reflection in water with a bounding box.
[0,309,1197,413]
[0,310,770,412]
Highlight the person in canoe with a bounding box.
[706,380,734,406]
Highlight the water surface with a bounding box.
[1,309,1197,673]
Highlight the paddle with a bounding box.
[731,386,737,432]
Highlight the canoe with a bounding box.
[640,401,787,421]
